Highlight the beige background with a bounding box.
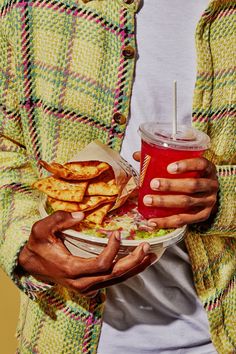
[0,269,19,353]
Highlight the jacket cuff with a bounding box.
[192,165,236,237]
[0,218,53,300]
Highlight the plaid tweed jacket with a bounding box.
[0,0,235,353]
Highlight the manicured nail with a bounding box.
[71,212,84,219]
[147,221,157,228]
[143,196,153,205]
[150,179,160,190]
[167,163,178,173]
[142,243,150,254]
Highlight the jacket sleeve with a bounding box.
[191,9,236,238]
[214,165,236,237]
[0,22,52,299]
[192,165,236,238]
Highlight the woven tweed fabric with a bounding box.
[185,1,236,353]
[0,0,235,353]
[0,0,139,352]
[192,0,236,235]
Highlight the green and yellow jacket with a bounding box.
[0,0,235,352]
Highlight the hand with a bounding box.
[133,152,219,228]
[18,211,156,296]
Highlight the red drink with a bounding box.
[138,123,210,219]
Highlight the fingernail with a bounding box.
[143,196,153,206]
[142,243,150,254]
[150,179,160,190]
[113,230,121,241]
[167,163,178,173]
[147,221,157,228]
[71,212,84,219]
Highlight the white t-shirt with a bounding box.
[98,1,217,353]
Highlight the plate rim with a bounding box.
[39,196,187,246]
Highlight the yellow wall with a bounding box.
[0,269,19,354]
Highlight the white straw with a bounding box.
[172,80,177,137]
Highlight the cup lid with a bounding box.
[139,123,210,150]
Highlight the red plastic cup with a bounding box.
[138,123,210,219]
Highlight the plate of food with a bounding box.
[35,142,186,259]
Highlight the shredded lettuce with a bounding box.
[45,201,173,240]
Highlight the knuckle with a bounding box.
[62,261,75,278]
[160,179,171,191]
[112,268,122,278]
[74,283,85,293]
[31,220,42,237]
[155,195,165,206]
[200,157,209,169]
[67,279,84,293]
[189,179,200,192]
[182,195,193,207]
[130,251,141,263]
[209,195,217,206]
[65,278,74,289]
[96,258,111,273]
[52,210,69,223]
[173,215,185,228]
[62,264,71,277]
[199,209,211,222]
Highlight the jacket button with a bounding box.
[123,0,134,4]
[122,45,135,59]
[113,112,127,125]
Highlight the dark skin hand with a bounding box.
[18,211,156,296]
[133,152,219,228]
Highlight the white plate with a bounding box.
[39,197,187,259]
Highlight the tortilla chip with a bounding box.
[85,203,112,225]
[86,179,119,196]
[47,197,81,212]
[39,160,110,180]
[78,195,116,211]
[93,167,115,182]
[48,195,116,213]
[33,177,88,202]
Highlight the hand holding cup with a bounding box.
[135,123,219,229]
[142,156,218,228]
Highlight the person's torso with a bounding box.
[98,1,217,353]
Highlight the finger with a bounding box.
[96,230,121,268]
[167,158,217,178]
[147,207,214,228]
[111,242,151,275]
[81,253,157,294]
[63,231,121,278]
[66,249,156,294]
[80,290,99,298]
[150,178,219,194]
[65,242,151,290]
[32,211,85,239]
[99,253,157,287]
[133,151,141,162]
[143,193,217,209]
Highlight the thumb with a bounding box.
[45,210,85,234]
